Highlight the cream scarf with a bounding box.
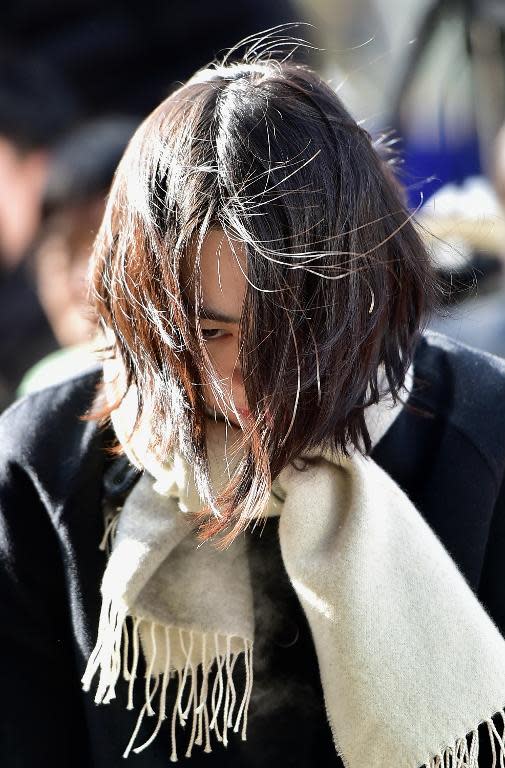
[82,366,505,767]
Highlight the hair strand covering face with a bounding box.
[89,32,436,545]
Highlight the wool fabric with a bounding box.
[82,365,505,767]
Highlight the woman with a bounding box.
[1,43,505,768]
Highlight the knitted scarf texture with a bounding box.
[82,366,505,767]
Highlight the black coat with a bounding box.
[1,332,505,767]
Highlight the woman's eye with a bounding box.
[201,328,229,341]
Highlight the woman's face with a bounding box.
[195,229,249,427]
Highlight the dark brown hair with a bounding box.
[91,47,435,544]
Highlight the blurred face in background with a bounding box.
[0,137,48,270]
[34,199,101,347]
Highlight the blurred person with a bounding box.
[2,33,505,768]
[0,5,307,412]
[18,117,138,395]
[0,50,78,409]
[0,50,77,270]
[425,131,505,358]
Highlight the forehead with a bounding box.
[197,229,247,319]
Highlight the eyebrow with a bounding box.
[199,307,240,324]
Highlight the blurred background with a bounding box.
[1,0,505,412]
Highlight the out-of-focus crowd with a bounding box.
[2,0,505,415]
[0,0,301,412]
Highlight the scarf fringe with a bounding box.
[423,708,505,768]
[92,476,505,767]
[81,602,254,761]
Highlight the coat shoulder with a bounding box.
[415,332,505,482]
[0,366,104,487]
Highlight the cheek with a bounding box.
[205,337,241,382]
[201,339,247,415]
